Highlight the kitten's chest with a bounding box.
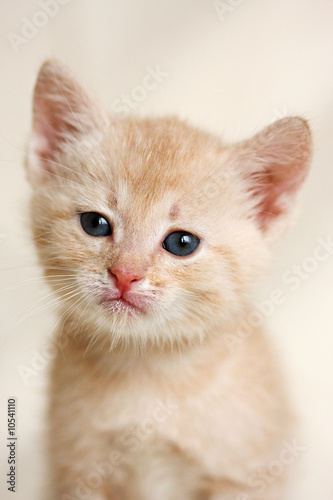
[50,335,284,495]
[92,376,181,447]
[65,351,249,479]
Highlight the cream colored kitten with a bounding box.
[26,60,312,500]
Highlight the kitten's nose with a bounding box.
[109,266,143,295]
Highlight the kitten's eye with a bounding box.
[80,212,112,237]
[162,231,200,257]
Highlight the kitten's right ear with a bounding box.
[27,59,108,183]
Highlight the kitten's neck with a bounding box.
[55,309,256,378]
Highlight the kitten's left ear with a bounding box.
[27,59,109,182]
[239,117,312,240]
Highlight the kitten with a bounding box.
[26,60,311,500]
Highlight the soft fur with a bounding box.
[26,60,312,500]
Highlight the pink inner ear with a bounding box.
[33,94,79,166]
[28,60,109,184]
[242,117,312,233]
[250,160,309,232]
[254,175,295,231]
[30,60,107,178]
[34,119,57,165]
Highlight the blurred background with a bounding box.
[0,1,332,499]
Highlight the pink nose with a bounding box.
[109,267,143,294]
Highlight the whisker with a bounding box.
[33,291,90,356]
[0,286,81,350]
[4,283,77,332]
[57,293,93,351]
[16,285,80,325]
[0,275,77,294]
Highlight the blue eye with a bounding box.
[80,212,111,237]
[162,231,200,257]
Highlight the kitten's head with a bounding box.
[26,60,312,348]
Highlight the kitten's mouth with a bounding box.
[99,294,145,314]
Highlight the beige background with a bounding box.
[0,1,333,499]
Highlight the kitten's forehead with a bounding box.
[107,117,223,188]
[113,176,181,224]
[169,203,180,220]
[100,117,227,219]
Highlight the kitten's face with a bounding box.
[27,61,311,347]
